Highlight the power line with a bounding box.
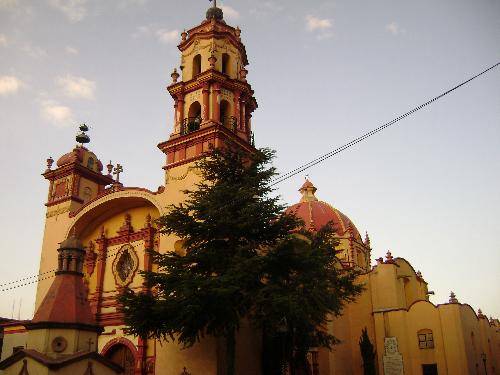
[270,62,500,186]
[0,269,56,288]
[0,247,124,293]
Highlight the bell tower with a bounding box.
[158,3,258,171]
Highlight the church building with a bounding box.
[1,4,499,375]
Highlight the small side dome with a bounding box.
[59,235,84,250]
[56,146,104,173]
[285,179,362,241]
[56,147,85,167]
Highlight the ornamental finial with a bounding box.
[46,156,54,172]
[207,0,223,20]
[449,291,458,304]
[76,123,90,145]
[364,231,371,247]
[171,68,180,83]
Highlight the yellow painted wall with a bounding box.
[27,328,98,356]
[1,327,27,362]
[0,356,118,375]
[181,37,243,81]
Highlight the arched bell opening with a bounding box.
[222,53,230,75]
[220,99,236,131]
[183,101,202,134]
[192,54,202,78]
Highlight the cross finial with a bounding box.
[211,0,217,8]
[113,163,123,183]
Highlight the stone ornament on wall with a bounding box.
[383,337,404,375]
[165,165,201,184]
[112,244,139,287]
[51,336,68,353]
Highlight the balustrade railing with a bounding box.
[181,117,201,135]
[180,116,239,135]
[221,116,238,132]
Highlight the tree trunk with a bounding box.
[226,329,236,375]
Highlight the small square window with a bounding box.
[418,331,435,349]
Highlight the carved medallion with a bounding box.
[112,244,139,287]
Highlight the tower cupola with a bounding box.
[158,5,258,171]
[43,125,114,210]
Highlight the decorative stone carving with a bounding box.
[85,241,97,276]
[51,336,68,353]
[112,244,139,287]
[383,337,404,375]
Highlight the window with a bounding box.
[116,249,134,283]
[418,330,434,349]
[192,54,202,77]
[87,157,94,170]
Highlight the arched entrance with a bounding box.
[104,343,136,375]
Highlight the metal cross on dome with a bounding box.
[209,0,217,8]
[113,164,123,183]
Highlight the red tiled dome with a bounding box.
[285,180,362,241]
[56,147,85,167]
[56,146,104,173]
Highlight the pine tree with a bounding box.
[120,146,300,375]
[254,226,363,375]
[359,327,376,375]
[120,145,363,375]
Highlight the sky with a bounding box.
[0,0,499,320]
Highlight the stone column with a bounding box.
[176,94,185,134]
[92,229,108,318]
[233,90,241,129]
[212,83,221,122]
[202,84,210,122]
[240,101,246,132]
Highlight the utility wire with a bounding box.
[1,62,498,291]
[271,62,500,186]
[0,247,123,293]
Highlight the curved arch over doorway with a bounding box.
[102,338,138,375]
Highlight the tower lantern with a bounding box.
[158,4,258,171]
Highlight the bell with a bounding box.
[76,131,90,144]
